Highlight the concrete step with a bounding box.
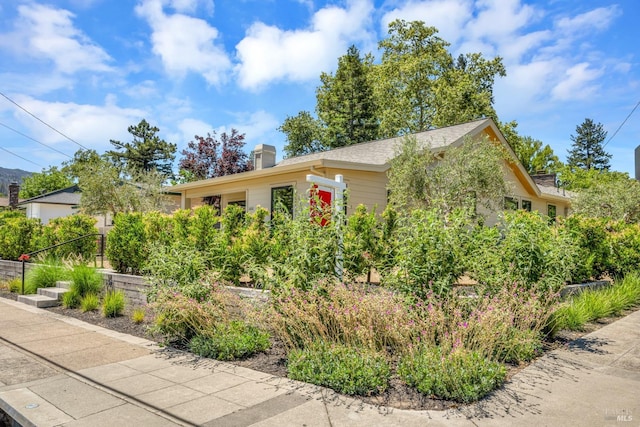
[17,294,60,308]
[56,280,72,289]
[38,287,69,300]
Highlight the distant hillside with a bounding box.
[0,167,32,196]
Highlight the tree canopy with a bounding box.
[278,20,506,155]
[387,135,510,216]
[19,166,73,199]
[108,119,176,178]
[279,111,326,158]
[499,121,561,174]
[317,45,379,148]
[567,118,611,171]
[178,128,252,182]
[571,171,640,223]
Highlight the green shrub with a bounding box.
[398,347,506,403]
[105,213,146,274]
[287,341,390,396]
[469,211,577,294]
[0,215,41,260]
[388,208,471,297]
[144,241,208,302]
[102,290,125,317]
[69,264,102,297]
[560,216,611,281]
[62,289,80,308]
[189,321,270,361]
[39,214,99,260]
[608,223,640,277]
[131,307,145,324]
[343,204,380,281]
[80,293,100,312]
[24,261,68,294]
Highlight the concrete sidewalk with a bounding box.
[0,298,638,427]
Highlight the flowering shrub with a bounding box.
[269,282,427,352]
[149,284,248,345]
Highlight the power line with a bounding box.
[0,121,72,159]
[0,91,89,150]
[0,146,44,169]
[603,99,640,148]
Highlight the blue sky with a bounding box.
[0,0,638,176]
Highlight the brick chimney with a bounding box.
[253,144,276,170]
[8,182,19,209]
[530,173,557,187]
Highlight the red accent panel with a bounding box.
[310,185,332,226]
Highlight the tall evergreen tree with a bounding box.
[108,119,177,177]
[567,118,611,170]
[316,45,379,148]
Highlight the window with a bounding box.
[522,200,532,212]
[548,204,557,221]
[504,197,519,210]
[271,186,294,217]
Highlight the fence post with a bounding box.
[21,259,25,295]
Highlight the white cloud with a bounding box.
[551,63,603,101]
[556,6,621,35]
[0,4,112,74]
[7,95,146,153]
[381,0,472,45]
[235,0,374,90]
[136,0,231,85]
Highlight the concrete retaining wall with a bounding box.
[0,260,269,306]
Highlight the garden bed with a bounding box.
[2,291,635,411]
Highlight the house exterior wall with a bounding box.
[180,161,570,223]
[25,203,76,225]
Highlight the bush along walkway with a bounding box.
[1,295,639,426]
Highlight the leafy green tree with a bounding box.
[108,119,176,177]
[432,53,505,127]
[374,20,451,136]
[278,111,326,158]
[567,118,611,170]
[499,121,561,174]
[75,156,168,215]
[387,135,509,216]
[570,172,640,223]
[62,149,104,180]
[19,166,73,199]
[316,45,379,148]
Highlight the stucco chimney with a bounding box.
[253,144,276,170]
[635,145,640,181]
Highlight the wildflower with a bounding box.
[18,254,30,262]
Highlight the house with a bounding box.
[18,185,82,225]
[170,118,572,223]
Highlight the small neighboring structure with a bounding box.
[18,185,81,225]
[170,118,572,223]
[635,144,640,181]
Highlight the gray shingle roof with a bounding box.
[18,185,81,206]
[276,119,490,168]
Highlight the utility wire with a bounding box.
[0,146,44,169]
[0,121,72,159]
[0,91,89,150]
[603,99,640,148]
